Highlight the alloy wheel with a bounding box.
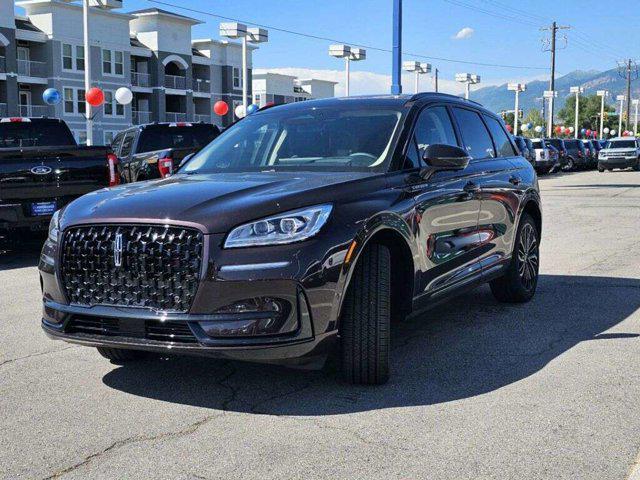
[517,223,539,291]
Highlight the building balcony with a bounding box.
[17,59,47,78]
[166,112,187,123]
[193,78,210,93]
[131,72,151,88]
[132,110,152,125]
[19,104,53,117]
[194,113,211,123]
[0,103,7,117]
[0,56,5,73]
[164,75,186,90]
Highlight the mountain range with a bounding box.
[472,69,639,116]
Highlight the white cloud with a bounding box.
[254,67,467,97]
[453,27,474,40]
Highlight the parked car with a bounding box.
[590,139,603,160]
[563,139,589,170]
[0,117,116,240]
[546,144,561,173]
[582,140,597,168]
[112,122,221,183]
[597,137,640,171]
[513,136,533,164]
[545,138,568,170]
[530,138,556,174]
[524,138,535,166]
[39,94,542,385]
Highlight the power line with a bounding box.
[147,0,550,71]
[442,0,541,28]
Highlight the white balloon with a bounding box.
[521,124,529,131]
[610,129,617,136]
[534,126,543,133]
[603,127,610,134]
[569,126,574,133]
[234,104,246,119]
[115,87,133,105]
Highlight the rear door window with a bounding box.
[483,115,516,157]
[120,132,136,158]
[452,108,495,160]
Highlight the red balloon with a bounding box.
[564,128,571,135]
[555,126,562,133]
[506,124,513,132]
[213,100,229,116]
[85,87,104,107]
[586,129,592,136]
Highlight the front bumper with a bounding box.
[39,230,352,365]
[598,157,638,169]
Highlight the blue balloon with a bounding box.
[43,88,61,106]
[246,103,259,115]
[580,128,586,135]
[527,123,533,129]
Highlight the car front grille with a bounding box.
[65,316,198,344]
[61,225,204,312]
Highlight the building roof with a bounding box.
[129,7,203,25]
[15,17,44,33]
[191,48,206,57]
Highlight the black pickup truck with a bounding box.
[111,122,220,183]
[0,118,116,238]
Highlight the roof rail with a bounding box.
[408,91,483,106]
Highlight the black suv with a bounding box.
[39,94,542,385]
[545,138,568,170]
[563,139,589,170]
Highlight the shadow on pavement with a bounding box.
[102,274,640,415]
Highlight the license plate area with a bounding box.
[30,201,56,216]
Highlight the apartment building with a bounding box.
[252,72,336,107]
[1,0,253,144]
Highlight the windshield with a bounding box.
[547,139,563,148]
[532,141,543,148]
[137,125,219,153]
[183,105,403,173]
[0,122,76,148]
[605,140,637,149]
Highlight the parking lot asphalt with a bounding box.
[2,169,640,480]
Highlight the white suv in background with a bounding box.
[598,137,640,172]
[530,138,558,174]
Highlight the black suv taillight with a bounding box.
[107,153,120,187]
[158,157,173,178]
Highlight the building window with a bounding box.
[102,49,124,76]
[103,91,124,117]
[64,88,74,114]
[75,130,87,145]
[233,67,241,89]
[63,87,86,115]
[103,131,116,145]
[62,43,84,72]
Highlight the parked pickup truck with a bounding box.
[111,122,220,183]
[0,117,117,238]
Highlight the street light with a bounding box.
[569,86,584,139]
[543,90,557,137]
[633,99,639,135]
[456,73,481,100]
[403,61,431,93]
[616,94,626,137]
[597,90,609,139]
[508,83,526,135]
[220,22,268,116]
[329,45,366,97]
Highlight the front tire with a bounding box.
[564,157,575,171]
[490,213,539,303]
[340,244,390,385]
[96,347,147,363]
[633,160,640,171]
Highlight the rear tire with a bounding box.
[597,166,605,172]
[340,244,390,385]
[96,347,147,363]
[564,157,575,171]
[490,213,539,303]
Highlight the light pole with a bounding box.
[403,61,431,93]
[543,90,557,137]
[508,83,526,135]
[456,73,480,100]
[82,0,93,145]
[329,45,366,97]
[617,94,626,136]
[633,99,639,134]
[220,23,268,115]
[569,86,583,139]
[597,90,608,139]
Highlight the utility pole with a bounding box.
[626,59,631,130]
[542,22,569,135]
[617,59,638,131]
[82,0,92,145]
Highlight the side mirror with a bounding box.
[421,144,470,175]
[178,153,195,169]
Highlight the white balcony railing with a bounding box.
[164,75,186,90]
[193,78,210,93]
[0,103,7,117]
[166,112,187,123]
[17,59,47,77]
[194,114,211,123]
[132,110,151,125]
[19,104,53,117]
[131,71,150,87]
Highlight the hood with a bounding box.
[60,171,382,233]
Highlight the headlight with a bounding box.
[48,210,60,243]
[224,204,333,248]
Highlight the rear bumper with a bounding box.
[0,203,51,232]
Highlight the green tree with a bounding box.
[557,94,615,133]
[521,109,545,138]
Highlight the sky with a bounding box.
[17,0,640,96]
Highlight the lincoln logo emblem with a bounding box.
[113,233,123,267]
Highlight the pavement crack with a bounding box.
[0,346,77,369]
[249,381,317,414]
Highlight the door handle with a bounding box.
[463,181,480,193]
[509,176,521,186]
